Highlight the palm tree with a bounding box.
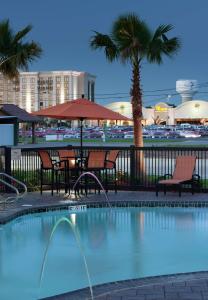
[90,13,180,149]
[0,19,42,78]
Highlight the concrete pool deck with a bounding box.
[1,190,208,300]
[0,190,208,224]
[43,271,208,300]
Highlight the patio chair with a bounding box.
[83,150,107,194]
[58,149,77,170]
[105,150,119,193]
[57,149,78,193]
[38,150,67,195]
[156,155,200,197]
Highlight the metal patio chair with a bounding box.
[57,149,79,193]
[156,155,200,197]
[83,150,107,194]
[38,150,67,195]
[105,150,119,193]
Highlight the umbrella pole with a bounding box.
[80,118,84,170]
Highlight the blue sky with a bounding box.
[2,0,208,106]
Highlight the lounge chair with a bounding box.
[156,155,200,197]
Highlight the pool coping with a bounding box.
[41,271,208,299]
[1,193,208,225]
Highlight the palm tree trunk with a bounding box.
[131,61,145,177]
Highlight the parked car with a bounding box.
[124,133,134,139]
[63,134,76,139]
[179,131,201,138]
[35,131,45,138]
[89,132,102,138]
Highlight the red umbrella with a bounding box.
[33,98,131,161]
[33,98,130,120]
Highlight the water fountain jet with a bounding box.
[72,172,111,208]
[38,217,94,299]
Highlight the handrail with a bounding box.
[0,173,27,203]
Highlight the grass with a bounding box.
[18,136,208,147]
[19,136,185,144]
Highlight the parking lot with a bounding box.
[19,123,208,146]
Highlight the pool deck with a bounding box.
[43,271,208,300]
[1,190,208,225]
[1,190,208,300]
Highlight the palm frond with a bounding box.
[110,14,152,64]
[90,31,118,62]
[13,25,32,43]
[90,14,180,72]
[0,59,19,78]
[0,20,13,55]
[153,24,174,39]
[0,19,42,78]
[147,24,181,64]
[13,42,42,71]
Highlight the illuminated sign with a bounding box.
[155,105,168,112]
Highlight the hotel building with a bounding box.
[0,71,96,112]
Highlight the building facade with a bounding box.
[106,100,208,126]
[105,80,208,126]
[0,71,96,112]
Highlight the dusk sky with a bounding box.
[2,0,208,106]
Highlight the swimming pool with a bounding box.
[1,206,208,299]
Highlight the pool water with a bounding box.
[1,207,208,299]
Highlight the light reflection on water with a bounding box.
[1,207,208,299]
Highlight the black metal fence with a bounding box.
[0,147,5,172]
[2,145,208,192]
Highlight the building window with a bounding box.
[56,77,61,82]
[91,82,95,102]
[87,81,95,101]
[88,81,90,99]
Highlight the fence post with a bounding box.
[4,146,11,176]
[130,145,136,187]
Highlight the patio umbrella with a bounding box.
[33,98,131,163]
